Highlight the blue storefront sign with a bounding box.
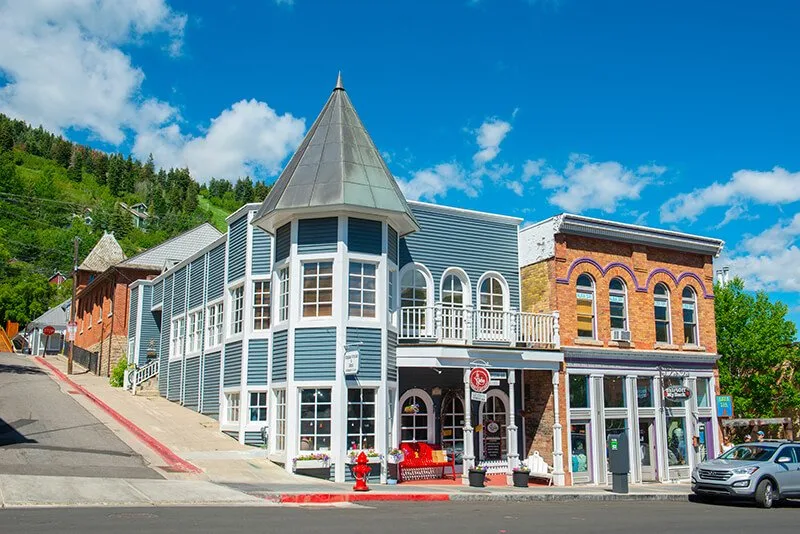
[716,395,734,418]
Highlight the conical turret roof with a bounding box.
[254,75,418,235]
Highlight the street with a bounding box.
[2,500,799,534]
[0,353,160,479]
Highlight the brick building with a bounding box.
[519,214,724,485]
[74,225,221,376]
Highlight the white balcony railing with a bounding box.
[399,305,560,348]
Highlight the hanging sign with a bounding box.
[344,349,359,375]
[663,384,692,401]
[716,395,734,418]
[66,321,77,341]
[43,325,56,336]
[471,391,487,402]
[469,367,491,393]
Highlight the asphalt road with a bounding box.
[0,353,160,479]
[2,500,799,534]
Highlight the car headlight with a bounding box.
[731,466,759,475]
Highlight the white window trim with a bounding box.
[271,388,287,455]
[205,298,224,350]
[299,259,335,321]
[398,388,435,443]
[170,315,185,361]
[681,286,699,346]
[609,277,628,332]
[228,283,245,339]
[223,390,241,428]
[246,388,269,426]
[476,271,511,312]
[348,260,379,320]
[398,262,435,309]
[276,265,290,325]
[186,306,204,356]
[440,267,472,308]
[251,277,272,333]
[654,283,673,344]
[298,386,334,453]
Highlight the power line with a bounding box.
[0,191,90,209]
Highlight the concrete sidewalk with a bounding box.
[0,474,268,508]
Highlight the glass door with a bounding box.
[570,421,592,483]
[638,418,657,482]
[604,418,628,483]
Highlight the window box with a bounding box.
[293,454,331,480]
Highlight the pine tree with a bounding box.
[107,154,123,196]
[253,181,271,202]
[95,153,109,185]
[0,122,13,152]
[234,177,254,203]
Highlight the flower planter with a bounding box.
[468,469,487,488]
[293,460,331,480]
[512,471,530,488]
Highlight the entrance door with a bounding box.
[638,418,657,482]
[570,421,592,483]
[479,391,508,461]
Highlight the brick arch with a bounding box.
[557,258,643,289]
[643,268,713,299]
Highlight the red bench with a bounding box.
[397,442,457,483]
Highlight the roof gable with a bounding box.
[78,232,126,272]
[121,223,223,271]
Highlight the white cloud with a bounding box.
[397,163,475,202]
[522,158,546,181]
[740,214,800,255]
[472,118,512,167]
[133,99,305,181]
[539,153,664,213]
[0,0,304,183]
[660,166,800,223]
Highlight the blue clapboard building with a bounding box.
[127,75,561,483]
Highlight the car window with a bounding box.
[789,446,800,463]
[720,444,778,461]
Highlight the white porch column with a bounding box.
[506,370,519,471]
[551,370,566,486]
[462,368,475,484]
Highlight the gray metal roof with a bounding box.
[121,223,223,271]
[26,299,71,331]
[78,232,126,272]
[254,74,419,235]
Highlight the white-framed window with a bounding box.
[400,265,431,337]
[253,280,271,330]
[609,277,628,331]
[274,389,286,452]
[348,261,377,318]
[441,393,465,459]
[441,272,467,340]
[682,286,698,345]
[302,261,333,318]
[278,267,290,322]
[230,285,244,335]
[170,317,185,358]
[249,391,268,422]
[206,302,224,347]
[225,392,240,423]
[478,274,506,339]
[654,282,671,343]
[188,309,203,353]
[388,269,397,312]
[399,389,433,442]
[299,388,332,451]
[576,274,596,339]
[346,388,376,449]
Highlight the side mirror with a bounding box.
[776,456,792,464]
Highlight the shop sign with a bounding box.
[66,321,77,342]
[489,370,506,380]
[663,384,692,401]
[471,391,487,402]
[344,349,359,375]
[716,395,734,418]
[43,325,55,336]
[489,380,500,386]
[469,367,491,393]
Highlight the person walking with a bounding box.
[756,430,765,442]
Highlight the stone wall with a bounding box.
[88,334,127,377]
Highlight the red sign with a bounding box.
[43,326,56,336]
[469,367,491,393]
[663,385,692,401]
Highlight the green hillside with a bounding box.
[0,113,270,326]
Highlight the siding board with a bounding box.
[172,267,187,316]
[272,330,288,382]
[388,226,398,265]
[298,217,338,254]
[188,257,205,310]
[139,285,160,365]
[183,356,201,410]
[201,351,221,415]
[152,280,163,308]
[128,286,139,341]
[227,217,247,282]
[207,244,226,299]
[247,339,268,385]
[158,277,173,397]
[275,223,291,263]
[346,328,381,380]
[252,228,272,275]
[348,218,382,255]
[294,328,336,380]
[223,341,243,387]
[167,360,181,401]
[387,330,398,381]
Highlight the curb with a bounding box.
[35,357,202,474]
[258,492,691,504]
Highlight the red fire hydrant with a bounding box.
[352,451,371,492]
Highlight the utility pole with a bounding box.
[67,236,80,375]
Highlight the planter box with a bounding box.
[293,460,330,480]
[387,462,399,481]
[468,470,486,488]
[512,471,529,488]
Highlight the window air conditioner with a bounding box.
[611,329,631,342]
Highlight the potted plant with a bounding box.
[386,448,404,482]
[347,449,382,478]
[512,465,530,488]
[292,453,331,480]
[468,464,487,488]
[146,339,157,360]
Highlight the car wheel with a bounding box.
[755,479,775,509]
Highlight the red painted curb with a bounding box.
[35,357,202,474]
[279,493,451,504]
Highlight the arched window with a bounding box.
[400,266,431,337]
[479,390,509,461]
[478,275,507,340]
[654,283,671,343]
[682,286,698,345]
[399,389,433,443]
[441,272,467,340]
[441,393,465,462]
[609,278,628,331]
[576,274,596,339]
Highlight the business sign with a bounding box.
[469,367,491,393]
[66,321,77,342]
[663,384,692,401]
[471,391,487,402]
[344,349,359,375]
[716,395,734,418]
[43,325,55,336]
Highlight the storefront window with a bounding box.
[569,375,589,409]
[696,378,711,407]
[663,377,685,407]
[299,388,332,451]
[441,394,465,463]
[346,389,376,450]
[570,423,590,474]
[666,417,688,466]
[603,376,626,408]
[636,378,653,408]
[401,394,429,442]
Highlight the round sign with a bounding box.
[43,325,56,336]
[469,367,491,393]
[486,421,500,434]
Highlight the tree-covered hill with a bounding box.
[0,113,271,326]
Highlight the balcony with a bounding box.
[398,305,560,349]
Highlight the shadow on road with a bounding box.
[0,362,46,375]
[0,416,38,447]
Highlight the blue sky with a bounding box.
[1,1,799,328]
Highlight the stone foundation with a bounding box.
[87,334,128,377]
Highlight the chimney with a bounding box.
[723,266,730,285]
[716,270,724,285]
